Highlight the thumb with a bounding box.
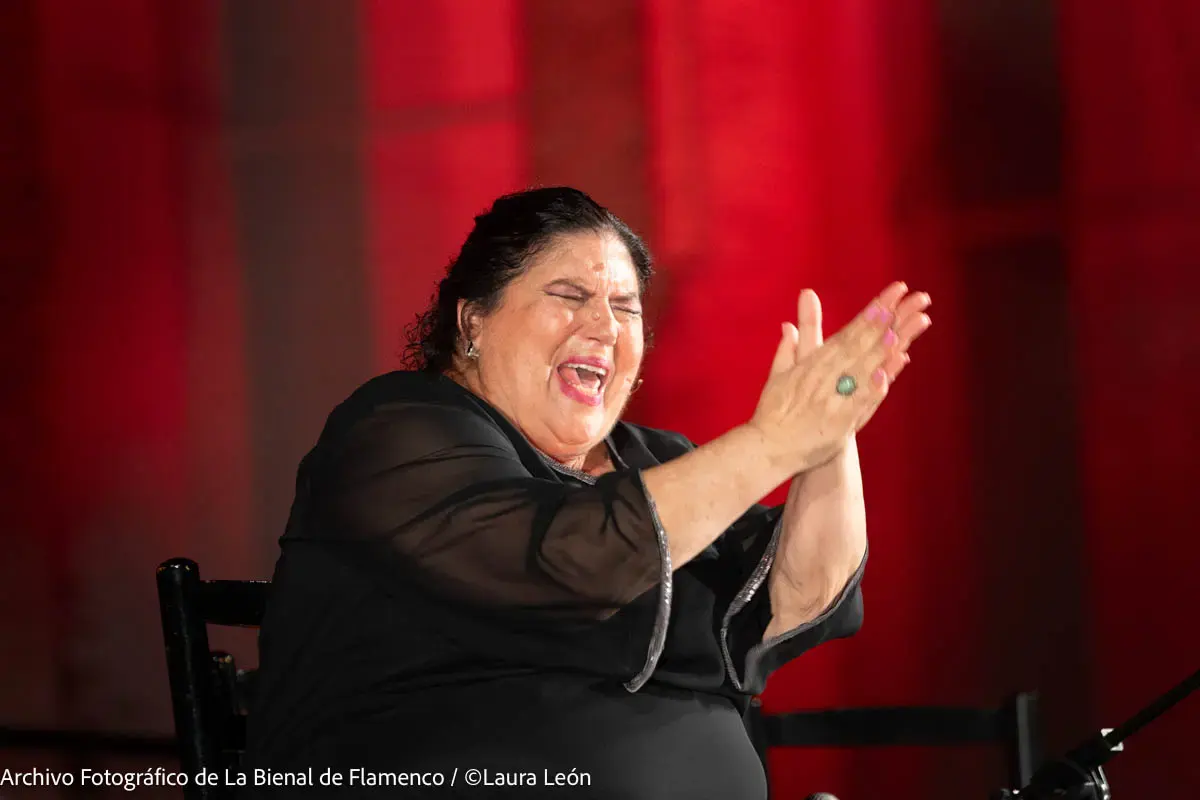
[796,289,823,356]
[770,322,800,375]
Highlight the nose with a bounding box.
[583,298,619,345]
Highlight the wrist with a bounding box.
[734,422,799,487]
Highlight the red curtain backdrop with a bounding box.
[3,0,241,739]
[638,3,1002,796]
[362,0,528,374]
[3,2,1198,799]
[1060,0,1200,794]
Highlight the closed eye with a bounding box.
[544,281,641,316]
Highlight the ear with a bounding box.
[457,299,481,349]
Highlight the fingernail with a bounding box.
[884,329,897,347]
[872,368,888,387]
[865,305,880,322]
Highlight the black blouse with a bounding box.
[243,371,866,799]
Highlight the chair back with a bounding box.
[747,692,1041,794]
[156,558,269,800]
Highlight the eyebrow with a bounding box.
[544,278,641,304]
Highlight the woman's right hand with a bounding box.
[748,283,930,474]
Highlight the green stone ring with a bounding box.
[835,374,858,396]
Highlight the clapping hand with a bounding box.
[749,281,932,473]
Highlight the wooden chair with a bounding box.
[156,558,269,799]
[746,691,1041,796]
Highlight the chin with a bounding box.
[553,411,610,449]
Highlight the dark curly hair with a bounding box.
[401,187,653,373]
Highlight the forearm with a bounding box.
[642,424,793,571]
[765,438,868,635]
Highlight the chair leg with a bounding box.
[1007,691,1042,786]
[157,559,221,796]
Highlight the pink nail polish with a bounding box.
[866,305,882,322]
[872,368,887,387]
[884,329,897,346]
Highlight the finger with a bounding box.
[878,281,909,312]
[892,291,931,328]
[832,315,899,417]
[883,295,928,353]
[835,282,906,340]
[839,288,919,428]
[829,291,900,364]
[849,366,891,430]
[846,325,911,427]
[881,350,908,381]
[796,289,823,356]
[769,322,800,375]
[894,312,932,350]
[858,320,905,384]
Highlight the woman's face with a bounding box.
[460,230,645,462]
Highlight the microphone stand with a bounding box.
[993,664,1200,800]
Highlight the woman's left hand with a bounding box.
[783,281,931,431]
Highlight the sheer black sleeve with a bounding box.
[638,432,866,697]
[306,394,668,622]
[719,511,866,696]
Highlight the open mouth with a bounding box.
[556,358,610,406]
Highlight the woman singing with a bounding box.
[243,187,932,798]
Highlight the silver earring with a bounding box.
[465,340,480,359]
